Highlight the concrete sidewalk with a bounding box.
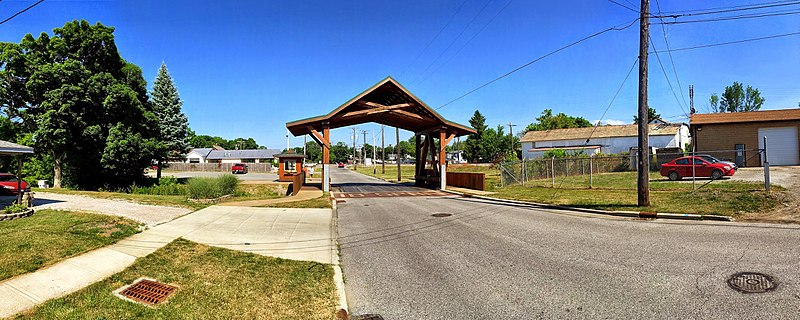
[0,206,333,318]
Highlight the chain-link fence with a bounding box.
[499,148,768,190]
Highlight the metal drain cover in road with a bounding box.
[431,213,452,217]
[727,272,777,293]
[116,278,177,306]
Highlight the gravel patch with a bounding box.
[32,192,192,226]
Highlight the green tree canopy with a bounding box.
[0,20,160,188]
[524,109,593,132]
[633,107,661,123]
[710,82,764,112]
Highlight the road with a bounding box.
[331,168,800,319]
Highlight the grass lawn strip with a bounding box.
[260,192,332,209]
[0,209,141,281]
[16,239,337,320]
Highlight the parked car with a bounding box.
[0,173,30,195]
[660,156,736,181]
[696,154,738,171]
[232,163,248,174]
[338,162,345,168]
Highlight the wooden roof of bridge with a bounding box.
[286,77,475,137]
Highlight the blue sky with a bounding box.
[2,0,798,149]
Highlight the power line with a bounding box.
[651,31,800,53]
[585,57,639,143]
[653,9,800,25]
[0,0,45,25]
[436,17,640,110]
[653,0,689,110]
[649,34,690,118]
[657,0,799,15]
[606,0,639,13]
[411,0,494,84]
[654,0,800,18]
[397,0,469,79]
[415,0,514,86]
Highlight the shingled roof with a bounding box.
[520,124,682,143]
[206,149,282,160]
[690,109,800,125]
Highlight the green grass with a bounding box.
[353,164,417,182]
[491,171,782,215]
[0,210,141,281]
[260,192,332,209]
[34,188,209,210]
[16,239,337,320]
[35,184,286,211]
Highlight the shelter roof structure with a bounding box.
[0,140,33,156]
[286,77,475,137]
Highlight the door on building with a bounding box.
[734,144,746,167]
[758,127,800,166]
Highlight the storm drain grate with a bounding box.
[431,213,452,217]
[117,278,177,305]
[727,272,777,293]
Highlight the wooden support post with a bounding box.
[322,123,330,192]
[396,127,401,181]
[440,129,447,190]
[16,156,23,205]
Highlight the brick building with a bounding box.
[690,109,800,167]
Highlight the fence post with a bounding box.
[551,156,555,188]
[763,136,770,192]
[521,158,526,187]
[589,155,593,189]
[565,158,569,177]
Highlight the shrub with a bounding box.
[187,175,239,199]
[4,203,28,214]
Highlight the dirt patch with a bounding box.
[731,166,800,223]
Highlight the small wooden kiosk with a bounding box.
[274,150,305,182]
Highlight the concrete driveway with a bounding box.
[335,170,800,319]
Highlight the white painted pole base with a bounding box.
[323,164,330,192]
[440,164,447,190]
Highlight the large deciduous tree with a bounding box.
[151,62,190,179]
[710,82,764,112]
[524,109,592,132]
[0,20,160,188]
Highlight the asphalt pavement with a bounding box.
[331,168,800,319]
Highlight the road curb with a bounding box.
[329,194,349,319]
[441,189,734,222]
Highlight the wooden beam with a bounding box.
[390,109,424,120]
[443,132,456,146]
[342,103,412,118]
[439,130,447,166]
[307,126,330,148]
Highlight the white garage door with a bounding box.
[758,127,800,166]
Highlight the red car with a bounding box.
[0,173,30,195]
[231,163,248,174]
[660,156,736,181]
[337,162,345,168]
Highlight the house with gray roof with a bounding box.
[182,147,282,164]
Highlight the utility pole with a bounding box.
[352,127,357,169]
[362,130,368,166]
[689,85,695,114]
[636,0,651,207]
[381,125,385,174]
[396,127,401,181]
[508,122,517,158]
[372,130,377,174]
[285,129,290,151]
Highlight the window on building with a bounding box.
[242,159,255,163]
[189,158,200,163]
[284,160,297,172]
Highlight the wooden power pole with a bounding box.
[637,0,651,207]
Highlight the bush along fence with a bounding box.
[164,162,273,173]
[500,148,767,189]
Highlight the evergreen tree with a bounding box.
[151,62,190,179]
[464,110,487,163]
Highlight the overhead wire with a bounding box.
[649,34,691,119]
[653,0,690,112]
[656,0,799,16]
[397,0,470,79]
[650,31,800,53]
[0,0,45,25]
[606,0,639,13]
[435,17,640,110]
[411,0,495,84]
[415,0,514,86]
[653,9,800,25]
